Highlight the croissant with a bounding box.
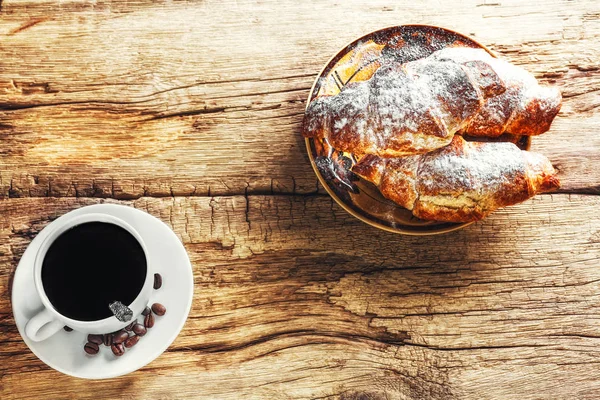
[430,48,562,137]
[352,135,560,222]
[303,48,561,157]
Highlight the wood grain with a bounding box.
[2,194,600,399]
[1,0,599,399]
[0,0,599,198]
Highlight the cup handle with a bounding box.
[25,308,64,342]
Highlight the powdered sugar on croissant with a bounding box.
[430,48,562,136]
[303,48,561,157]
[352,135,560,222]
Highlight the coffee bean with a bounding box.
[84,342,99,355]
[103,333,113,347]
[153,273,162,290]
[132,323,147,336]
[124,335,140,348]
[144,313,155,328]
[151,303,166,316]
[87,334,103,345]
[125,321,136,331]
[113,330,129,344]
[141,306,151,316]
[63,326,73,332]
[111,343,125,357]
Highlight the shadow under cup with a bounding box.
[40,221,147,322]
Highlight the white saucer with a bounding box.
[12,204,194,379]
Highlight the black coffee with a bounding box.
[41,222,146,321]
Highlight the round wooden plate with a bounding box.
[304,25,531,235]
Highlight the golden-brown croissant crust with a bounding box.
[431,48,562,137]
[303,48,561,157]
[352,136,560,222]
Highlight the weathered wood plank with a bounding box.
[2,194,600,399]
[2,0,600,399]
[1,0,599,198]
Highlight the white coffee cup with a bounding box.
[25,212,155,342]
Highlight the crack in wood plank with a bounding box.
[6,18,47,36]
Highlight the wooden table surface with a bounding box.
[1,0,599,398]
